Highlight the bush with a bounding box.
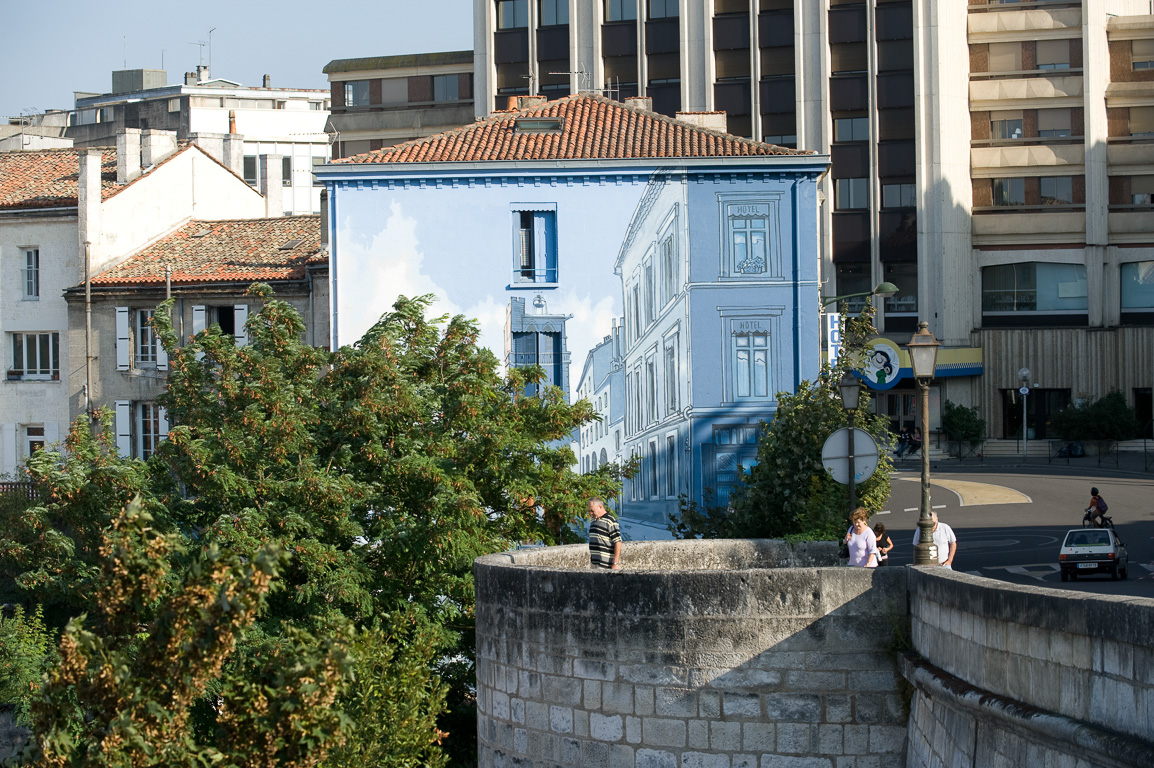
[1051,391,1139,442]
[0,605,55,726]
[942,401,985,447]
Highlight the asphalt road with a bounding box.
[879,463,1154,598]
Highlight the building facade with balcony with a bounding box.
[323,51,476,159]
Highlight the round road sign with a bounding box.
[822,428,880,486]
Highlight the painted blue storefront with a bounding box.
[316,153,827,528]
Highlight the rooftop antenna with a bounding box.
[548,63,591,92]
[190,40,206,68]
[521,72,538,96]
[161,49,165,71]
[123,36,127,68]
[208,28,216,76]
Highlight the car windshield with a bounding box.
[1064,531,1111,547]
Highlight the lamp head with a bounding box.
[838,370,862,411]
[873,281,899,299]
[906,321,940,380]
[1018,367,1031,383]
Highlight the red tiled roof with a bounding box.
[336,93,812,164]
[90,216,324,286]
[0,148,119,210]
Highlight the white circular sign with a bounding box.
[821,428,880,486]
[1019,386,1030,395]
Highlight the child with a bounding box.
[873,523,894,566]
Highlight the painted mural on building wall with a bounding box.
[321,159,823,526]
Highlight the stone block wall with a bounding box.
[474,540,910,768]
[905,568,1154,768]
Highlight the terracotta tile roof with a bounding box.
[0,148,119,210]
[336,93,812,165]
[90,216,325,286]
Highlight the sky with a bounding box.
[0,0,474,120]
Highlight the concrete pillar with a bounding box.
[141,129,178,168]
[259,154,283,217]
[222,133,244,175]
[116,128,141,184]
[474,0,494,117]
[188,132,226,164]
[1084,1,1112,327]
[77,149,104,276]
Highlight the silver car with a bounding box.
[1058,528,1129,581]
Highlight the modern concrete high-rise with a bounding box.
[475,0,1154,442]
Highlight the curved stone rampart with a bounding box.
[474,540,909,768]
[905,568,1154,767]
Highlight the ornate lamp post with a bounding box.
[908,322,941,566]
[838,370,862,519]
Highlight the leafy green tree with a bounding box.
[669,304,893,541]
[1051,390,1139,442]
[14,498,352,768]
[942,401,985,453]
[0,605,55,726]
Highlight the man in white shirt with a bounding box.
[912,510,957,568]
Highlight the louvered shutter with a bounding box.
[158,407,169,443]
[191,306,206,335]
[115,307,131,371]
[44,423,59,446]
[1,424,16,475]
[114,401,132,458]
[156,309,168,370]
[234,304,249,346]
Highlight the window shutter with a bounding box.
[158,406,169,442]
[44,423,59,445]
[114,401,132,458]
[115,307,131,371]
[192,305,206,335]
[0,423,16,476]
[234,304,249,346]
[156,324,169,370]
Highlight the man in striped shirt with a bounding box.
[587,497,622,570]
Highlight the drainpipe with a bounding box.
[84,241,93,419]
[165,265,172,300]
[307,269,315,347]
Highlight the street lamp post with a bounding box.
[908,321,941,567]
[1018,368,1031,459]
[838,371,862,521]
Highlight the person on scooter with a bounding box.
[1084,487,1108,527]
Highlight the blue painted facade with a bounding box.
[316,154,826,528]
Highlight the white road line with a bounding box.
[875,510,891,515]
[932,505,946,510]
[904,507,917,512]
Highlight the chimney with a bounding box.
[78,150,104,275]
[262,74,271,88]
[625,97,653,112]
[188,133,225,164]
[259,153,283,217]
[116,128,142,184]
[222,131,243,174]
[676,111,728,134]
[184,71,197,86]
[517,95,548,110]
[141,129,178,167]
[229,110,237,134]
[196,64,209,83]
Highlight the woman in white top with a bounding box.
[845,507,879,568]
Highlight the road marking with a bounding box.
[904,507,917,512]
[984,563,1060,581]
[875,510,891,515]
[898,478,1031,506]
[933,505,946,510]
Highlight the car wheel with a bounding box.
[1060,570,1069,582]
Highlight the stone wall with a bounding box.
[474,540,910,768]
[904,568,1154,768]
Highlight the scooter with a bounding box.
[1082,508,1114,529]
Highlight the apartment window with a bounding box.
[992,178,1025,206]
[1121,261,1154,310]
[512,206,558,283]
[834,117,868,142]
[663,337,678,413]
[1040,176,1073,205]
[498,0,529,28]
[24,425,45,456]
[540,0,569,25]
[1131,106,1154,137]
[191,305,249,347]
[988,42,1022,73]
[138,402,166,460]
[835,178,868,210]
[664,434,677,497]
[990,110,1023,139]
[725,202,771,274]
[836,262,872,315]
[243,156,259,186]
[883,262,918,317]
[344,80,371,107]
[660,233,677,305]
[1134,39,1154,70]
[882,183,915,209]
[646,439,659,499]
[606,0,637,22]
[10,332,59,380]
[281,156,292,187]
[1036,40,1070,70]
[23,248,39,299]
[168,98,181,113]
[645,355,657,426]
[1132,176,1154,205]
[644,261,656,325]
[433,75,459,102]
[982,262,1087,314]
[733,332,770,400]
[1038,108,1072,138]
[137,309,157,364]
[650,0,677,18]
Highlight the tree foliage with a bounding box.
[669,304,893,541]
[942,401,985,448]
[1,287,623,766]
[0,605,55,726]
[1051,390,1140,442]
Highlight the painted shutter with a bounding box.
[191,305,206,335]
[158,406,169,444]
[192,306,206,361]
[156,310,168,370]
[115,307,131,371]
[114,400,132,458]
[44,422,59,446]
[234,304,249,346]
[535,212,557,282]
[0,423,16,476]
